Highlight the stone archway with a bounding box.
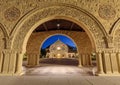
[1,4,109,76]
[110,18,120,49]
[39,34,79,54]
[11,5,107,52]
[0,23,9,74]
[26,31,93,67]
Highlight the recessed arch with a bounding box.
[40,33,79,53]
[39,34,78,59]
[26,30,92,56]
[110,18,120,49]
[11,4,107,54]
[0,23,9,49]
[109,18,120,36]
[0,23,9,38]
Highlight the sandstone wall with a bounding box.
[26,30,93,55]
[0,0,120,33]
[0,28,4,50]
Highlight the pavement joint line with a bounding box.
[84,77,94,85]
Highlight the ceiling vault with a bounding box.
[70,23,74,30]
[43,23,48,31]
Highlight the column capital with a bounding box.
[2,49,18,54]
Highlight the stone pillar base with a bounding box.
[78,65,82,67]
[0,72,23,76]
[97,73,120,76]
[26,64,40,68]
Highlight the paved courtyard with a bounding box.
[0,59,120,85]
[0,74,120,85]
[0,65,120,85]
[23,65,95,76]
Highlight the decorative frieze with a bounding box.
[12,5,106,52]
[4,6,21,22]
[98,4,116,20]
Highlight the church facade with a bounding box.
[47,40,69,58]
[46,40,77,58]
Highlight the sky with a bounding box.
[41,35,76,49]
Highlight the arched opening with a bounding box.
[40,34,78,65]
[10,5,108,76]
[22,19,97,76]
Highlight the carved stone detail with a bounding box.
[4,6,21,21]
[98,5,116,20]
[114,28,120,49]
[12,6,107,51]
[105,36,114,48]
[5,37,12,49]
[0,27,5,49]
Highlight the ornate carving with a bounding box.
[114,28,120,48]
[12,6,107,51]
[0,28,4,49]
[106,36,114,48]
[98,5,116,20]
[4,6,21,21]
[5,37,12,49]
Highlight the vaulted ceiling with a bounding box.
[33,19,85,32]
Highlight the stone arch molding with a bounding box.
[0,23,8,38]
[110,18,120,36]
[0,23,9,49]
[110,18,120,49]
[11,5,107,53]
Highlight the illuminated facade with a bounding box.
[47,40,68,58]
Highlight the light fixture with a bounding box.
[57,54,61,58]
[57,54,60,56]
[57,23,60,27]
[57,47,61,50]
[57,23,60,29]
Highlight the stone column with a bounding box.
[27,53,39,66]
[8,50,17,74]
[27,54,33,66]
[2,50,10,74]
[82,54,86,66]
[0,51,3,73]
[78,54,82,67]
[86,54,92,66]
[117,51,120,73]
[85,54,89,66]
[110,50,119,74]
[36,54,39,65]
[89,54,92,66]
[96,51,104,74]
[15,52,23,75]
[0,50,24,76]
[103,50,112,74]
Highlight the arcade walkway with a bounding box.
[0,65,120,85]
[22,58,96,76]
[1,59,119,85]
[22,65,95,76]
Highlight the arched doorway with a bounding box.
[2,4,108,76]
[21,19,97,76]
[40,34,79,65]
[40,34,78,59]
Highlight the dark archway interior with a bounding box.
[35,19,85,66]
[33,19,85,32]
[23,19,96,76]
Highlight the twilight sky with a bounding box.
[41,35,76,49]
